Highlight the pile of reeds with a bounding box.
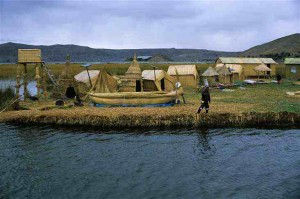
[0,87,15,111]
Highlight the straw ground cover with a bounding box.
[0,80,299,127]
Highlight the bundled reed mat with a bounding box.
[0,107,299,128]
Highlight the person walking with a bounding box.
[197,86,211,114]
[276,74,282,84]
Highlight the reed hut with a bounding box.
[215,65,232,85]
[119,54,143,92]
[216,57,277,78]
[52,58,79,98]
[142,70,175,92]
[284,58,300,79]
[216,64,244,81]
[74,70,100,94]
[254,63,272,79]
[201,66,219,87]
[90,68,118,93]
[167,65,199,88]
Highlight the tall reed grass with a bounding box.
[0,87,15,111]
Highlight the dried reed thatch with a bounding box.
[119,53,143,92]
[18,49,42,63]
[167,65,199,88]
[142,70,175,92]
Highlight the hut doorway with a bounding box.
[266,64,271,75]
[66,86,76,98]
[136,80,141,92]
[160,79,165,91]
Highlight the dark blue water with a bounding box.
[0,124,299,199]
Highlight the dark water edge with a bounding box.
[0,123,300,199]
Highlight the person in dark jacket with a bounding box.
[197,86,211,114]
[276,74,282,84]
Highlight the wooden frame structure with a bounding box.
[16,49,48,101]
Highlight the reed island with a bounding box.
[0,50,299,128]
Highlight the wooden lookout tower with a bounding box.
[16,49,48,101]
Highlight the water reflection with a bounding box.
[0,79,37,99]
[193,129,216,159]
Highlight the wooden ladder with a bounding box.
[41,62,57,85]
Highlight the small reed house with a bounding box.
[284,58,300,79]
[119,54,143,92]
[216,57,277,79]
[167,65,199,88]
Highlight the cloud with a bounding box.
[0,0,299,51]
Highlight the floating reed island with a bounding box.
[0,102,299,128]
[0,50,299,128]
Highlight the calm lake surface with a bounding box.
[0,79,37,100]
[0,124,299,199]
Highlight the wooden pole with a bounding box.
[42,68,48,100]
[23,63,30,100]
[15,64,21,108]
[35,63,41,99]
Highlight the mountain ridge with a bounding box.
[0,33,299,63]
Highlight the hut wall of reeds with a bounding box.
[216,57,277,78]
[167,65,198,88]
[215,65,233,85]
[142,70,174,92]
[285,58,300,79]
[52,59,79,98]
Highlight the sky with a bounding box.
[0,0,299,51]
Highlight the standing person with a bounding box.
[276,74,282,84]
[197,86,211,114]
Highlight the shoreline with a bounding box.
[1,108,299,128]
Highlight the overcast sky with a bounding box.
[0,0,299,51]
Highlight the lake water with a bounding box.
[0,79,37,100]
[0,124,299,199]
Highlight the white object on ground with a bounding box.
[244,79,256,84]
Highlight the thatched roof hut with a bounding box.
[75,69,119,94]
[142,70,174,92]
[125,53,142,79]
[74,70,100,94]
[119,54,143,92]
[284,58,300,79]
[216,57,277,78]
[91,68,118,93]
[216,65,232,85]
[201,66,219,87]
[202,66,219,77]
[167,65,198,88]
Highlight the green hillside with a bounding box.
[242,33,300,60]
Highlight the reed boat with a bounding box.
[89,90,183,106]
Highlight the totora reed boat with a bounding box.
[88,90,183,107]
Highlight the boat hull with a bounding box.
[89,91,182,106]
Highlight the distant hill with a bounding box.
[149,54,173,62]
[242,33,300,61]
[0,33,298,63]
[0,43,238,63]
